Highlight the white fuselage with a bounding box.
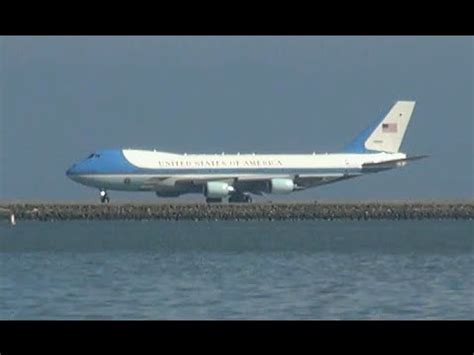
[67,149,406,193]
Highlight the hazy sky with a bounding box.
[0,36,472,202]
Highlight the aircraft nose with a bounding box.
[66,163,78,177]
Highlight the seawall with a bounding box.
[1,202,473,221]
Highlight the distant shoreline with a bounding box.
[1,202,473,221]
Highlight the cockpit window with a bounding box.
[86,153,101,159]
[87,154,94,159]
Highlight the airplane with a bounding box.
[66,101,427,203]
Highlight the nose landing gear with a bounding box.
[100,189,110,203]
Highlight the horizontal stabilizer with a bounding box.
[362,155,429,170]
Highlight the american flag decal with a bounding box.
[382,123,397,133]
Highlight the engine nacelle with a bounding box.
[270,178,294,194]
[205,181,235,198]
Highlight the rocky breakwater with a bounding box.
[1,202,473,221]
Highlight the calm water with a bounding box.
[0,220,472,319]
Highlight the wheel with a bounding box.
[100,190,110,203]
[228,193,252,203]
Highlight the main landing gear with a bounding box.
[99,189,110,204]
[206,197,222,203]
[205,193,253,204]
[228,192,252,203]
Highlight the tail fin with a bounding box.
[344,101,416,153]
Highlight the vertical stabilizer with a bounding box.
[344,101,416,153]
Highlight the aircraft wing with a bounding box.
[294,174,355,189]
[141,172,354,194]
[235,174,356,193]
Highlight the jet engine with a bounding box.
[270,178,295,194]
[205,181,235,198]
